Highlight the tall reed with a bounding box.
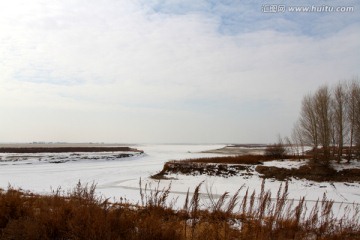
[0,180,358,239]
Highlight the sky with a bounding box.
[0,0,359,144]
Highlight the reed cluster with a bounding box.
[0,180,358,239]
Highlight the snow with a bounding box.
[0,144,223,201]
[331,159,360,171]
[262,159,309,169]
[0,151,142,165]
[0,144,359,215]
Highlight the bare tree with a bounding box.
[314,85,332,163]
[299,94,319,160]
[291,121,305,160]
[292,77,359,165]
[332,82,348,162]
[346,80,360,162]
[265,135,287,159]
[355,83,360,158]
[284,136,294,156]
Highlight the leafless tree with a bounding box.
[284,136,294,156]
[291,121,305,159]
[314,85,332,163]
[290,77,359,165]
[346,79,360,161]
[332,82,348,162]
[355,83,360,158]
[265,135,287,159]
[299,94,319,160]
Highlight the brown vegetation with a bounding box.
[152,154,299,180]
[264,143,287,159]
[150,154,286,179]
[152,152,360,182]
[151,161,251,179]
[0,147,143,153]
[0,181,359,239]
[182,154,298,165]
[256,163,360,182]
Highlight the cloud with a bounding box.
[0,0,359,143]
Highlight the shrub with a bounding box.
[264,143,287,159]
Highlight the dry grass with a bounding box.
[0,180,359,239]
[256,163,360,182]
[151,154,303,180]
[153,153,359,182]
[182,154,299,165]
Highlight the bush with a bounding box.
[264,143,287,159]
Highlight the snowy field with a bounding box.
[0,144,359,212]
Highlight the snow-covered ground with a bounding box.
[0,144,359,213]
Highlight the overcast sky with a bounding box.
[0,0,359,144]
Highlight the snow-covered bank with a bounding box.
[0,151,142,165]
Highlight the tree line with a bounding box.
[289,77,360,164]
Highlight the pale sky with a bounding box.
[0,0,359,144]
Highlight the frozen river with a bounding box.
[0,144,224,202]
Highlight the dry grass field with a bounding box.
[0,181,359,239]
